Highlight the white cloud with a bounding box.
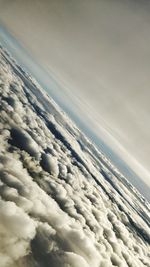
[1,0,150,188]
[0,46,150,267]
[0,198,37,267]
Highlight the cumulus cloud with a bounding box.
[40,153,59,176]
[0,198,37,267]
[0,46,150,267]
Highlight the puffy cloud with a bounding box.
[0,46,150,267]
[9,127,40,159]
[0,198,37,267]
[40,153,59,176]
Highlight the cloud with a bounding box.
[40,153,59,176]
[1,0,150,188]
[0,198,37,267]
[0,46,150,267]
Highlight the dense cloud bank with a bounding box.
[0,47,150,267]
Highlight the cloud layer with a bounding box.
[0,0,150,186]
[0,46,150,267]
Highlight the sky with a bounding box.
[0,0,150,188]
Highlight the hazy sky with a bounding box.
[0,0,150,187]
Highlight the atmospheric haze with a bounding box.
[0,46,150,267]
[0,0,150,187]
